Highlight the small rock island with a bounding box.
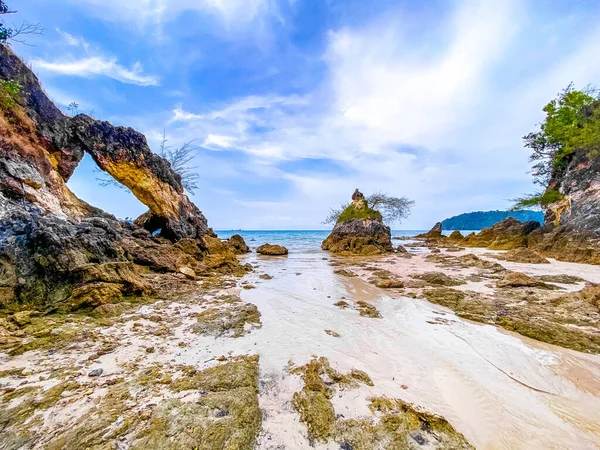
[322,189,393,255]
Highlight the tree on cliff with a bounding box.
[0,1,43,44]
[512,83,600,210]
[323,191,414,225]
[97,129,200,194]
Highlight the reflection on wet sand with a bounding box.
[242,251,600,449]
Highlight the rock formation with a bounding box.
[228,234,251,254]
[322,190,392,255]
[0,46,245,312]
[416,222,443,239]
[527,148,600,263]
[256,243,288,256]
[461,217,541,250]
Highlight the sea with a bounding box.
[214,230,473,253]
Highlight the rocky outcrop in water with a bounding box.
[256,243,288,256]
[228,234,251,254]
[416,222,443,239]
[322,190,392,255]
[0,46,245,312]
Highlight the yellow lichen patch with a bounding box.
[356,301,382,318]
[291,358,473,449]
[193,304,261,338]
[133,356,261,450]
[291,357,376,443]
[0,381,80,448]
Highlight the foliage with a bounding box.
[514,84,600,211]
[0,78,20,109]
[97,129,200,194]
[0,1,43,44]
[67,102,79,116]
[523,83,600,186]
[510,190,564,211]
[441,210,544,230]
[336,202,382,223]
[323,191,414,225]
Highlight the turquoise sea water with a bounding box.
[215,230,432,252]
[216,229,482,253]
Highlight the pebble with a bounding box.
[88,368,103,377]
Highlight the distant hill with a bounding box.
[441,210,544,230]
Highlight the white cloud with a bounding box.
[32,56,160,86]
[56,29,91,51]
[83,0,600,229]
[203,134,236,149]
[69,0,273,27]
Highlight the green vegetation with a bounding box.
[324,192,414,225]
[510,190,564,211]
[0,79,21,109]
[290,357,473,449]
[0,1,43,44]
[442,210,544,230]
[513,84,600,210]
[336,201,383,223]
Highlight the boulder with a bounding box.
[11,311,32,326]
[462,218,540,250]
[416,222,443,240]
[448,230,464,241]
[256,244,288,256]
[496,272,556,289]
[228,234,251,254]
[322,190,393,255]
[178,267,197,280]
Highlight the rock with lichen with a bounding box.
[228,234,251,254]
[322,189,392,255]
[416,222,444,240]
[0,46,247,312]
[256,243,288,256]
[461,218,540,250]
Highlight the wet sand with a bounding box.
[2,248,600,449]
[237,250,600,449]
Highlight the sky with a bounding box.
[10,0,600,230]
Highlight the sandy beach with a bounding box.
[3,244,600,449]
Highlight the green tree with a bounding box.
[323,191,414,225]
[513,84,600,210]
[0,1,43,44]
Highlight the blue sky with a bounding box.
[11,0,600,229]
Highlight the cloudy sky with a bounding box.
[12,0,600,229]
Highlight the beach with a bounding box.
[3,232,600,449]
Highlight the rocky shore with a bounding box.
[2,42,600,450]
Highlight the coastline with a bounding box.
[2,240,600,449]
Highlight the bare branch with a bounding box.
[322,192,414,225]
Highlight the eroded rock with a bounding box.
[256,243,288,256]
[322,190,392,255]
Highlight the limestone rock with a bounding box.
[493,248,550,264]
[228,234,251,254]
[496,272,556,289]
[256,244,288,256]
[11,311,32,326]
[178,267,197,280]
[0,46,245,312]
[322,190,392,255]
[448,230,464,241]
[462,218,540,250]
[416,222,443,239]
